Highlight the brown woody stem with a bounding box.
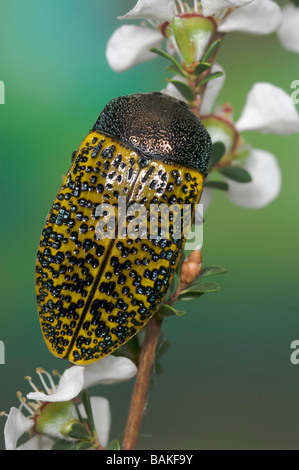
[122,315,163,450]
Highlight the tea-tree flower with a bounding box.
[209,82,298,208]
[3,355,137,450]
[277,3,299,54]
[207,82,299,208]
[235,82,299,135]
[165,77,298,210]
[217,0,282,35]
[223,148,282,209]
[106,0,282,72]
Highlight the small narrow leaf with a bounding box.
[181,281,221,294]
[75,441,94,450]
[177,251,186,277]
[204,181,229,191]
[218,166,252,183]
[158,304,186,317]
[150,47,187,77]
[82,390,96,434]
[61,420,91,440]
[156,339,171,361]
[194,61,211,77]
[197,71,224,89]
[179,282,220,300]
[208,141,226,170]
[52,440,77,451]
[202,39,222,62]
[167,79,194,102]
[166,64,187,78]
[199,266,228,278]
[107,439,121,450]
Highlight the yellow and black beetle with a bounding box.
[35,92,211,364]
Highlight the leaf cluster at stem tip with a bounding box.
[157,265,228,319]
[150,39,223,104]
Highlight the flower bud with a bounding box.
[180,249,202,287]
[165,14,216,65]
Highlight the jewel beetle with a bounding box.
[35,92,211,364]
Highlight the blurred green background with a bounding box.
[0,0,298,450]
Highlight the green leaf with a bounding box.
[156,339,171,361]
[177,251,186,277]
[193,61,211,77]
[107,439,121,450]
[82,390,96,435]
[124,335,140,356]
[52,440,77,450]
[182,281,221,294]
[166,64,188,79]
[199,266,228,278]
[158,304,186,318]
[202,39,222,62]
[208,141,226,171]
[179,282,220,300]
[150,47,187,77]
[197,71,224,89]
[218,166,252,183]
[204,181,229,191]
[75,441,94,450]
[167,79,194,102]
[61,420,91,440]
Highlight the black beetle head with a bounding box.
[92,92,211,175]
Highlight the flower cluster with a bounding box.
[106,0,299,211]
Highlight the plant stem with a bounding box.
[122,315,162,450]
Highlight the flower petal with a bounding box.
[27,366,85,402]
[4,407,33,450]
[106,25,163,72]
[200,64,225,115]
[224,148,282,209]
[198,187,214,217]
[201,0,253,17]
[118,0,176,22]
[79,397,111,448]
[219,0,282,35]
[82,355,138,389]
[17,435,54,450]
[277,4,299,54]
[235,82,299,135]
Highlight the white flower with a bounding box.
[118,0,176,21]
[26,355,137,402]
[106,0,282,72]
[3,356,137,450]
[224,148,282,209]
[197,80,299,210]
[4,407,33,451]
[201,0,253,17]
[277,4,299,54]
[218,0,282,35]
[106,25,163,72]
[235,82,299,135]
